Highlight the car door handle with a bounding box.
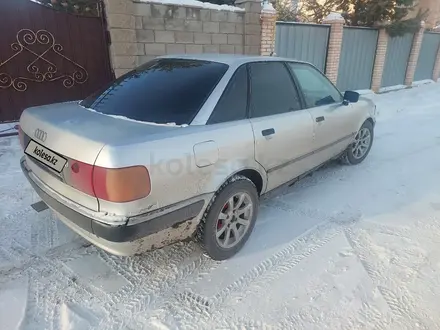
[316,116,325,123]
[262,128,275,137]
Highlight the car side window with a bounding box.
[249,62,302,118]
[208,65,248,124]
[287,63,343,108]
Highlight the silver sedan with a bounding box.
[19,54,376,260]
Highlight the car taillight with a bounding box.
[93,166,151,203]
[18,125,24,149]
[69,160,95,196]
[69,160,151,203]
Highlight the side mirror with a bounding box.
[343,91,360,105]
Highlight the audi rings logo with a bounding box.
[34,128,47,142]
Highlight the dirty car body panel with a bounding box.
[19,54,376,256]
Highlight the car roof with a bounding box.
[157,54,309,66]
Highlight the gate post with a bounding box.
[371,29,389,92]
[323,13,344,85]
[260,1,277,56]
[432,40,440,81]
[404,21,426,86]
[236,0,262,55]
[103,0,138,77]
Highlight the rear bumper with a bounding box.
[21,157,205,252]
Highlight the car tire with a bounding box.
[341,120,374,165]
[197,175,259,261]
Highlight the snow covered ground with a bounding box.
[1,83,440,329]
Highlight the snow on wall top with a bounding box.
[137,0,245,12]
[261,2,276,13]
[324,12,344,22]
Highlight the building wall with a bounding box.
[407,0,440,28]
[298,0,440,28]
[419,0,440,28]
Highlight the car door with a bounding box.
[248,61,315,192]
[287,62,362,164]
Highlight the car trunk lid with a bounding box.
[20,101,180,213]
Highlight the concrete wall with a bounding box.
[104,0,261,77]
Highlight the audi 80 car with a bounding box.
[19,54,376,260]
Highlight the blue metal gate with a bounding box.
[414,32,440,81]
[381,34,414,88]
[275,22,330,72]
[337,27,378,92]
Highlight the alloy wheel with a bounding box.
[352,128,371,160]
[215,192,253,249]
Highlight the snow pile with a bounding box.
[137,0,244,12]
[261,2,276,13]
[0,122,19,136]
[379,84,407,93]
[412,79,435,87]
[0,278,28,330]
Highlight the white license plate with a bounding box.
[25,140,67,173]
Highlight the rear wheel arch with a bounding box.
[209,164,267,197]
[366,117,375,128]
[235,168,264,195]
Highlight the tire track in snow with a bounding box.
[30,214,58,254]
[214,224,342,308]
[129,253,218,315]
[377,286,435,330]
[177,217,352,315]
[0,239,89,283]
[356,301,394,330]
[96,242,220,328]
[0,240,96,328]
[4,241,98,330]
[344,228,385,284]
[345,225,437,330]
[211,227,391,330]
[0,208,32,241]
[358,220,440,244]
[20,274,42,329]
[98,243,197,312]
[209,211,362,308]
[263,199,330,221]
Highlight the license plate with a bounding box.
[25,140,67,173]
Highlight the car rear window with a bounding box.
[80,59,229,125]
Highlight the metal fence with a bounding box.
[381,34,414,88]
[336,27,378,92]
[414,32,440,81]
[275,22,330,72]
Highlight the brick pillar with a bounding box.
[433,43,440,81]
[103,0,137,78]
[371,29,388,92]
[322,13,344,84]
[236,0,262,55]
[260,2,277,56]
[405,21,426,86]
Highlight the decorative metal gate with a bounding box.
[0,0,113,123]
